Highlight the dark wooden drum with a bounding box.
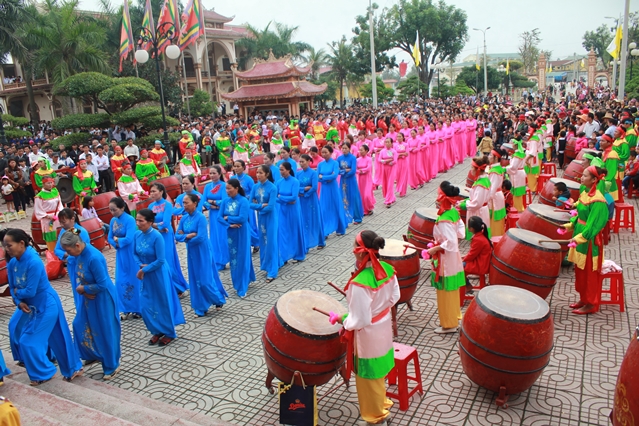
[93,191,117,225]
[80,218,107,251]
[0,247,8,287]
[611,326,639,426]
[565,137,576,162]
[502,143,514,156]
[248,154,265,182]
[31,212,45,246]
[539,178,580,207]
[460,285,553,407]
[155,176,181,200]
[405,207,438,249]
[262,290,346,389]
[379,239,420,305]
[576,148,601,161]
[489,228,562,299]
[517,204,573,253]
[563,160,585,183]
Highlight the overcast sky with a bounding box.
[82,0,635,64]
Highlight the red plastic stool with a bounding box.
[506,212,521,230]
[613,203,635,234]
[524,188,533,208]
[386,342,424,411]
[542,162,557,177]
[537,174,552,192]
[628,180,639,199]
[602,221,611,245]
[617,179,625,203]
[459,274,486,307]
[599,271,625,312]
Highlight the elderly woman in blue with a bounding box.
[148,182,189,296]
[217,179,256,298]
[249,165,281,282]
[318,145,347,238]
[134,209,185,347]
[297,154,326,250]
[5,229,83,386]
[203,165,230,271]
[176,193,227,316]
[54,208,90,309]
[277,162,307,263]
[107,197,141,319]
[60,230,121,380]
[173,175,202,217]
[337,142,364,224]
[232,160,259,249]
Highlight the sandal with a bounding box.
[130,313,141,319]
[63,369,84,382]
[266,278,274,283]
[158,336,174,347]
[30,378,53,387]
[103,367,120,381]
[148,334,163,345]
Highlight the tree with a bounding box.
[0,0,27,58]
[540,50,553,62]
[351,3,396,75]
[519,29,541,74]
[374,0,469,88]
[236,22,311,68]
[305,47,329,80]
[396,75,421,100]
[456,65,501,93]
[583,24,614,67]
[189,89,214,117]
[327,37,356,107]
[360,77,395,102]
[312,74,339,107]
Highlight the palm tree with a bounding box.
[236,22,311,69]
[328,37,354,107]
[305,47,329,80]
[0,0,27,58]
[273,23,310,60]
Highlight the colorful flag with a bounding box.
[119,0,135,72]
[506,58,509,75]
[139,0,155,51]
[412,31,421,67]
[157,0,180,54]
[180,0,203,50]
[607,25,622,59]
[399,60,407,78]
[476,47,480,70]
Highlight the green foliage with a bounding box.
[519,29,541,75]
[52,132,92,148]
[112,107,162,127]
[139,115,179,130]
[328,36,358,106]
[351,4,396,74]
[98,83,160,111]
[454,80,473,96]
[360,77,395,102]
[4,128,32,139]
[120,61,183,116]
[312,75,339,104]
[137,131,181,147]
[510,72,536,88]
[51,113,111,130]
[397,75,421,99]
[456,66,502,93]
[188,90,214,117]
[625,74,639,100]
[236,22,311,68]
[583,24,614,67]
[54,72,114,98]
[1,114,30,127]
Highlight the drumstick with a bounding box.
[312,307,330,317]
[402,243,422,252]
[539,239,572,244]
[327,281,346,296]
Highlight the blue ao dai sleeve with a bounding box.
[344,156,356,177]
[116,216,136,248]
[175,216,187,243]
[107,218,117,247]
[261,184,277,212]
[249,185,262,211]
[141,232,165,273]
[189,213,208,244]
[13,255,40,301]
[173,194,185,216]
[216,200,230,228]
[227,198,248,224]
[279,179,299,203]
[157,201,173,232]
[84,252,111,295]
[54,231,67,260]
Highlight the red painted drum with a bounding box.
[502,143,515,156]
[576,148,601,161]
[611,326,639,426]
[517,204,573,253]
[80,218,107,251]
[489,228,562,299]
[262,290,346,387]
[31,212,45,246]
[460,285,553,407]
[248,155,265,182]
[565,137,576,162]
[539,178,580,207]
[405,207,438,249]
[155,176,181,201]
[0,247,8,286]
[379,239,420,305]
[563,160,585,183]
[93,191,117,225]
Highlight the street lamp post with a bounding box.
[473,27,490,96]
[629,42,638,77]
[134,23,181,148]
[0,106,6,146]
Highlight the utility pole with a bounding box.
[473,27,491,95]
[618,0,630,99]
[369,0,378,108]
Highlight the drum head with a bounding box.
[459,187,470,199]
[502,143,514,152]
[527,204,571,223]
[476,285,550,324]
[507,228,561,251]
[550,177,580,191]
[570,160,584,167]
[379,239,416,258]
[275,290,344,336]
[414,207,438,221]
[57,177,75,204]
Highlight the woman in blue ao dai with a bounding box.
[277,162,306,263]
[337,142,364,224]
[232,160,260,248]
[297,154,326,250]
[317,145,347,238]
[60,230,121,380]
[148,182,189,296]
[203,165,230,270]
[176,194,228,317]
[249,165,281,282]
[107,197,141,319]
[217,179,256,297]
[173,175,202,217]
[134,209,186,347]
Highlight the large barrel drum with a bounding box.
[0,247,8,286]
[539,178,580,207]
[93,191,117,225]
[517,204,573,253]
[80,218,107,251]
[611,326,639,425]
[563,160,585,183]
[406,208,438,249]
[379,239,420,305]
[565,137,576,162]
[247,154,266,182]
[460,285,553,406]
[576,148,601,161]
[489,228,562,299]
[501,143,515,156]
[262,290,346,387]
[155,176,181,200]
[31,212,45,246]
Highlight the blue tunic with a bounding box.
[297,167,326,250]
[270,165,282,182]
[149,198,189,294]
[317,158,347,237]
[0,349,10,379]
[337,153,364,224]
[249,180,281,279]
[8,247,82,381]
[108,213,141,314]
[234,173,259,247]
[203,180,230,270]
[54,224,91,310]
[176,211,228,315]
[173,189,202,216]
[72,243,121,375]
[217,195,256,297]
[277,158,299,173]
[276,176,307,262]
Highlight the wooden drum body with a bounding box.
[576,148,601,161]
[611,327,639,426]
[565,137,576,162]
[93,191,117,225]
[517,204,573,254]
[31,212,45,246]
[155,176,181,201]
[489,228,562,299]
[80,218,107,251]
[379,239,420,305]
[563,160,585,183]
[539,178,580,207]
[262,290,346,389]
[460,285,554,407]
[248,155,265,182]
[405,207,438,249]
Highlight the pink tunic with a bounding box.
[378,148,397,205]
[34,192,63,233]
[426,130,439,179]
[418,132,431,182]
[117,178,144,212]
[394,142,409,197]
[443,126,454,170]
[371,137,386,186]
[434,129,446,173]
[452,121,464,164]
[467,119,477,158]
[356,155,375,214]
[407,136,423,189]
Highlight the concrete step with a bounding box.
[11,405,69,426]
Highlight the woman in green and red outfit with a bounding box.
[34,177,64,252]
[72,159,97,205]
[600,134,620,202]
[135,149,160,188]
[563,165,609,315]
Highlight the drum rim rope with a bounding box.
[505,229,561,252]
[459,343,551,375]
[407,226,434,240]
[491,256,560,284]
[395,271,420,281]
[262,334,345,366]
[460,326,554,359]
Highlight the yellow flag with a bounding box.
[412,30,421,67]
[607,26,622,59]
[476,47,480,70]
[581,58,585,67]
[506,58,509,75]
[549,64,553,73]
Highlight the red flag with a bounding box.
[399,60,407,78]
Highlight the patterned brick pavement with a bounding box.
[0,156,636,425]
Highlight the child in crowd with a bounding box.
[574,132,588,154]
[1,176,14,213]
[552,181,572,209]
[478,130,493,156]
[622,150,639,194]
[502,180,513,211]
[462,216,492,295]
[556,130,567,169]
[81,196,110,235]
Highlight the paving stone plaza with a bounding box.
[0,156,636,425]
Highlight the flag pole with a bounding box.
[181,55,191,118]
[135,63,139,78]
[200,3,214,104]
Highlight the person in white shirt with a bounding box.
[27,145,41,166]
[84,153,100,185]
[583,113,600,139]
[94,145,112,192]
[78,144,94,161]
[58,151,75,169]
[123,138,139,159]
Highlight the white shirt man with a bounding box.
[123,142,139,159]
[94,151,110,172]
[583,116,600,138]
